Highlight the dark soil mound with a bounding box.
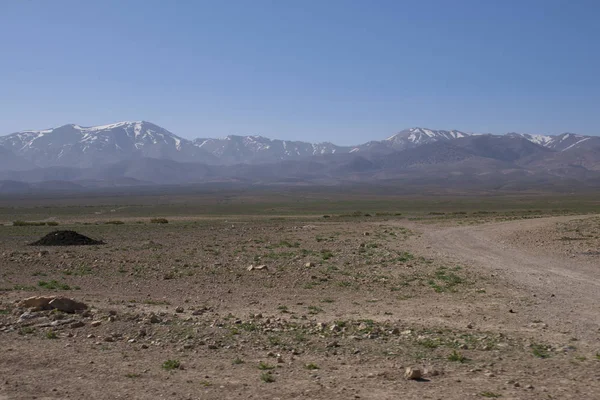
[30,230,104,246]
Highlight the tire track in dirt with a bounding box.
[420,215,600,342]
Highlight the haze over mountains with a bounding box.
[0,121,599,192]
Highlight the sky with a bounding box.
[1,0,599,145]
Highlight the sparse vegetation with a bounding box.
[161,359,181,371]
[38,280,71,290]
[448,350,467,363]
[531,343,551,359]
[480,392,501,398]
[46,330,58,339]
[105,220,125,225]
[260,372,275,383]
[1,193,599,398]
[13,220,48,226]
[258,361,275,370]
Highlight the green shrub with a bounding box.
[38,280,71,290]
[162,359,181,371]
[13,221,47,226]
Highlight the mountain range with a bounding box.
[1,121,599,192]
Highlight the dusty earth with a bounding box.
[1,213,599,399]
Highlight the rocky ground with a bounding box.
[1,213,599,399]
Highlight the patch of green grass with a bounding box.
[258,361,275,370]
[150,218,169,224]
[13,220,47,226]
[161,359,181,371]
[531,344,551,359]
[105,220,125,225]
[125,373,141,378]
[294,332,307,343]
[38,280,71,290]
[396,251,414,262]
[260,372,275,383]
[268,335,282,346]
[46,330,58,339]
[448,350,467,363]
[428,266,464,293]
[480,392,501,398]
[19,326,35,335]
[63,264,93,276]
[320,249,334,260]
[239,322,258,332]
[305,363,319,370]
[307,305,323,315]
[232,357,244,365]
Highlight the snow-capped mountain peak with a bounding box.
[383,127,470,149]
[1,122,597,171]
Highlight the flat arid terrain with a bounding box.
[1,192,599,399]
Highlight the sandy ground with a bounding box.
[1,215,599,399]
[416,216,600,343]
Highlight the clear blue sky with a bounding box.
[1,0,599,144]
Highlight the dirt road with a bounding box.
[420,215,600,343]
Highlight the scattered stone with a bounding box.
[305,262,315,268]
[17,296,87,313]
[424,367,440,377]
[90,321,101,327]
[175,306,184,313]
[70,321,85,329]
[404,367,422,380]
[18,296,55,310]
[48,297,88,313]
[148,314,161,324]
